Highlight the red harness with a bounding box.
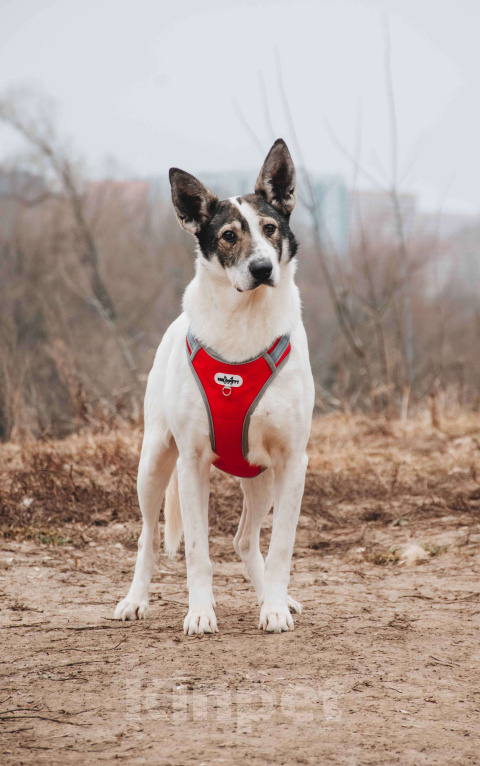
[186,329,291,478]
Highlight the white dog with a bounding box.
[115,139,314,634]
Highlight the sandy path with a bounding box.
[1,414,480,764]
[1,519,479,765]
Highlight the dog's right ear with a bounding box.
[169,168,218,235]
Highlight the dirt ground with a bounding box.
[1,414,480,765]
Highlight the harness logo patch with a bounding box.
[214,372,243,388]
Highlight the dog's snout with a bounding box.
[249,259,273,284]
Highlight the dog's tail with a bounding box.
[164,464,183,557]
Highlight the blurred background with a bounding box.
[0,0,478,440]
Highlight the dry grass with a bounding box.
[1,412,479,546]
[0,428,142,535]
[307,411,480,517]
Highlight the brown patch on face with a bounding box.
[238,193,298,262]
[258,214,283,250]
[208,201,256,268]
[196,199,254,266]
[216,218,251,267]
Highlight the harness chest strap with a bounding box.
[186,329,291,478]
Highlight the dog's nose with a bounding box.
[249,259,273,283]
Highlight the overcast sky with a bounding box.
[0,0,477,213]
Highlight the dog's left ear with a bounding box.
[169,168,218,235]
[255,138,296,216]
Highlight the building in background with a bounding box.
[0,170,47,248]
[199,170,256,200]
[0,169,45,201]
[351,189,418,242]
[312,176,350,258]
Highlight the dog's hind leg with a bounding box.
[235,469,302,615]
[114,432,178,621]
[235,470,273,603]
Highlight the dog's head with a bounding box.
[169,139,298,292]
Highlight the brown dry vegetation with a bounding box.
[1,412,479,545]
[1,414,480,764]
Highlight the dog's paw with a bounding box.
[287,595,302,614]
[183,606,218,635]
[259,602,295,633]
[114,596,148,621]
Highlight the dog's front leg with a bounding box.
[177,454,217,635]
[259,453,308,633]
[115,434,178,621]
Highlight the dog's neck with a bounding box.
[183,257,301,362]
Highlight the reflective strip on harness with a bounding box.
[186,328,291,478]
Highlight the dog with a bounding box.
[114,139,314,634]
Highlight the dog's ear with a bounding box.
[255,138,296,216]
[169,168,218,235]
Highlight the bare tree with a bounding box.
[233,32,449,417]
[0,88,137,376]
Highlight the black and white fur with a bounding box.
[115,139,314,634]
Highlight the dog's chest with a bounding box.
[186,330,291,477]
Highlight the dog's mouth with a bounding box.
[235,280,275,293]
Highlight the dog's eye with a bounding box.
[264,223,276,237]
[222,230,237,243]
